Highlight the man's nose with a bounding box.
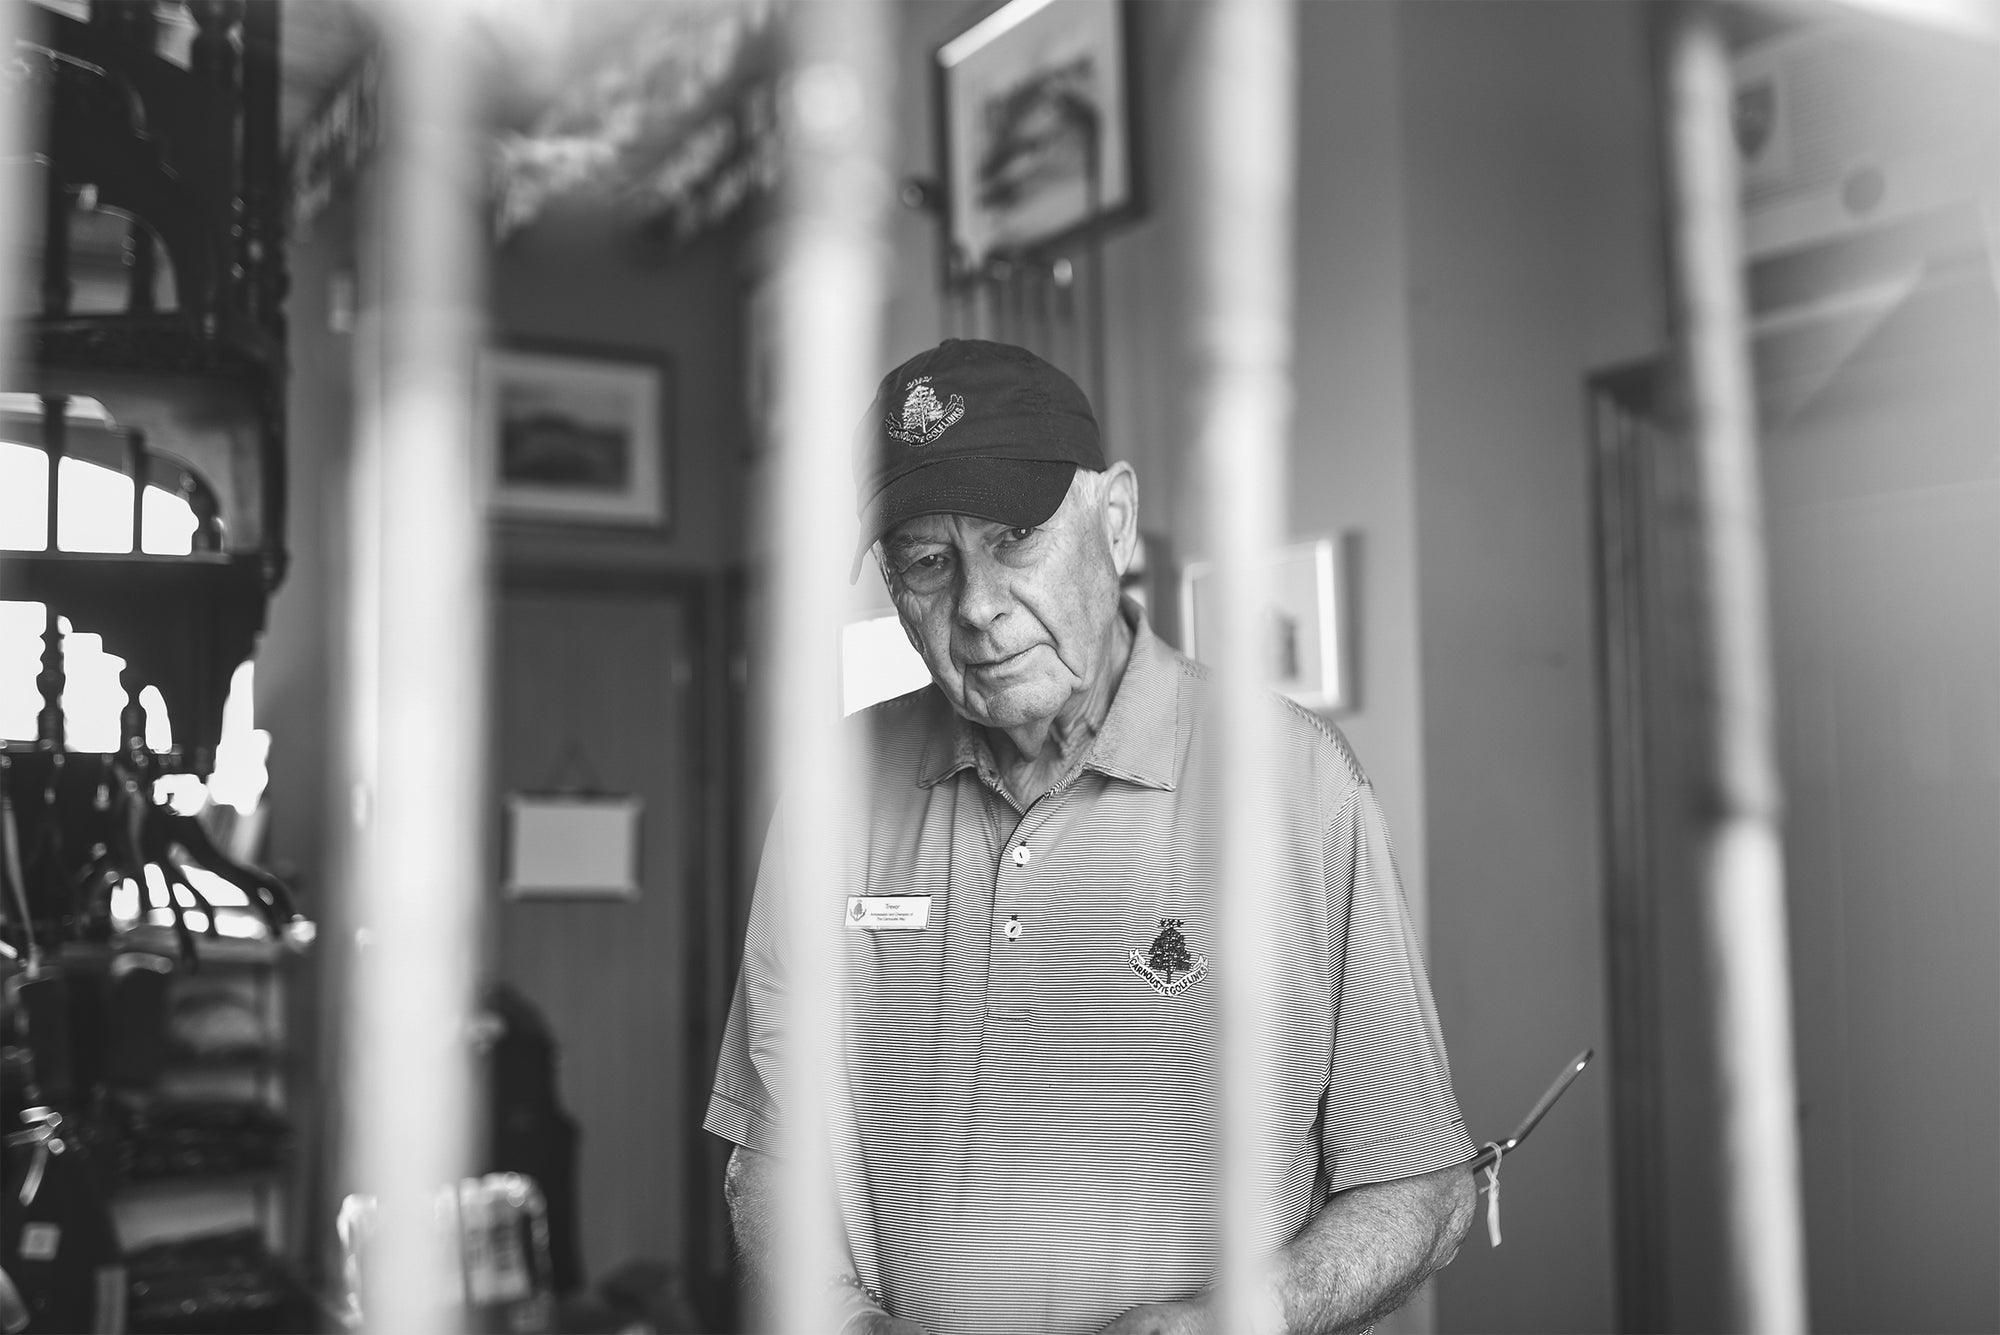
[954,551,1012,629]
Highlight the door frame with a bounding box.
[1587,362,1675,1334]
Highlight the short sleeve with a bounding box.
[1319,782,1477,1194]
[704,809,791,1157]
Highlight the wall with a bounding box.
[875,3,1665,1331]
[270,180,752,1288]
[1761,256,1999,1332]
[268,195,754,902]
[490,209,748,575]
[1401,5,1661,1332]
[266,185,362,1294]
[266,199,356,907]
[1287,0,1430,930]
[485,208,750,1281]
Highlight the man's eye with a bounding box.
[913,552,951,570]
[1004,527,1034,543]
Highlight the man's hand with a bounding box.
[1094,1297,1214,1335]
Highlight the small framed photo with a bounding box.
[1180,538,1351,713]
[477,342,671,528]
[935,0,1138,278]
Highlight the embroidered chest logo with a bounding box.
[887,376,965,446]
[1130,918,1211,998]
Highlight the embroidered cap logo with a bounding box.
[885,375,965,446]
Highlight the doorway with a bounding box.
[1589,237,1999,1332]
[492,571,738,1298]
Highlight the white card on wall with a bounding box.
[503,794,642,899]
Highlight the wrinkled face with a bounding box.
[878,466,1136,734]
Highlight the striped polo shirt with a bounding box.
[706,605,1475,1335]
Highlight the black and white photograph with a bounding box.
[479,345,670,527]
[937,0,1136,274]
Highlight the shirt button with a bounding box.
[1011,845,1031,866]
[1005,917,1023,940]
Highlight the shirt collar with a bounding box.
[915,599,1181,792]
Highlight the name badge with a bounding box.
[845,896,932,930]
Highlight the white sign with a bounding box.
[503,794,642,899]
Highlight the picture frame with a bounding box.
[935,0,1139,279]
[1180,538,1351,713]
[476,342,672,529]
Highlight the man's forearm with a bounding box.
[724,1146,912,1334]
[723,1144,781,1300]
[734,1142,1473,1335]
[1271,1163,1477,1335]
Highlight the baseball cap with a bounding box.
[851,339,1104,580]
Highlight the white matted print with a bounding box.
[478,345,669,527]
[938,0,1135,274]
[841,613,934,716]
[1180,538,1350,713]
[503,793,643,899]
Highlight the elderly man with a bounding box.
[706,340,1476,1335]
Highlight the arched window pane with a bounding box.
[141,485,197,555]
[56,457,135,553]
[0,443,49,551]
[0,443,200,554]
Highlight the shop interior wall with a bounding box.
[490,209,747,577]
[271,188,751,1288]
[486,210,749,1283]
[879,3,1652,1331]
[1754,249,1999,1331]
[1399,4,1661,1332]
[266,198,352,951]
[267,185,361,1294]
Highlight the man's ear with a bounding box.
[1101,461,1140,577]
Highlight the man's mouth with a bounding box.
[965,646,1037,673]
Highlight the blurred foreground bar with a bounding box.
[767,3,893,1334]
[1193,0,1297,1330]
[340,1,487,1328]
[0,3,19,381]
[1657,4,1808,1332]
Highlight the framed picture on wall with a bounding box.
[1180,538,1351,713]
[477,342,672,528]
[935,0,1138,278]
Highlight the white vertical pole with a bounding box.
[1657,6,1809,1332]
[769,4,892,1334]
[1195,0,1298,1330]
[344,3,486,1328]
[0,1,23,382]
